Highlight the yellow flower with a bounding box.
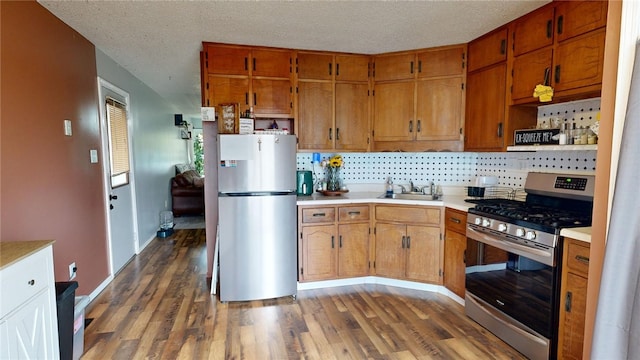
[328,154,343,168]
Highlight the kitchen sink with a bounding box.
[378,192,440,201]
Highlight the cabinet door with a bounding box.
[405,225,441,283]
[553,29,605,93]
[559,272,588,360]
[298,52,333,80]
[252,78,292,116]
[251,49,292,78]
[208,76,250,108]
[444,230,466,298]
[417,47,465,78]
[1,289,58,359]
[416,77,463,141]
[335,83,369,151]
[335,54,370,82]
[512,48,553,102]
[513,5,555,56]
[465,63,506,151]
[374,223,406,278]
[555,0,608,43]
[467,27,508,72]
[206,45,250,76]
[297,81,334,150]
[374,53,416,82]
[338,223,370,277]
[301,225,337,281]
[373,82,414,141]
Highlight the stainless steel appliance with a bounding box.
[465,172,594,360]
[218,134,297,302]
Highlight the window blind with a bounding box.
[106,98,130,180]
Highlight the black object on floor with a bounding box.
[85,318,94,329]
[56,281,78,360]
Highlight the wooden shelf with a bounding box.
[507,144,597,152]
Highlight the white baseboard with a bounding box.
[137,233,156,254]
[297,276,465,306]
[87,275,114,305]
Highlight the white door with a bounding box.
[98,78,137,275]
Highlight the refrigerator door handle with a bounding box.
[220,191,295,197]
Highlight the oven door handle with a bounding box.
[467,226,554,266]
[466,293,549,347]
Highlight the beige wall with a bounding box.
[1,1,109,294]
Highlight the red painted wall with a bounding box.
[1,1,109,294]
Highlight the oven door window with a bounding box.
[465,238,557,338]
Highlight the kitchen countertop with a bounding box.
[297,192,474,212]
[560,227,592,243]
[0,240,55,270]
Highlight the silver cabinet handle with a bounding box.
[575,255,590,265]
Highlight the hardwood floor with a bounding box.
[81,229,526,359]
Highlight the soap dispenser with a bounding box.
[385,177,394,198]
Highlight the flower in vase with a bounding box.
[328,154,343,168]
[325,154,343,191]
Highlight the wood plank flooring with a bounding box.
[81,229,526,359]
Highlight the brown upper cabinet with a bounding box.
[512,5,555,57]
[296,52,370,152]
[511,1,608,103]
[202,43,294,117]
[372,45,466,151]
[465,27,509,152]
[513,1,607,56]
[373,53,416,82]
[467,27,508,72]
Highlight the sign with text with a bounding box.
[514,129,560,145]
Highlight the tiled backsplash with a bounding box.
[297,150,596,189]
[537,97,601,129]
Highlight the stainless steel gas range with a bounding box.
[465,172,595,360]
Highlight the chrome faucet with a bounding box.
[409,180,416,192]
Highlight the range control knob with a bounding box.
[497,223,508,232]
[482,219,491,227]
[525,231,537,240]
[516,228,526,237]
[474,217,482,225]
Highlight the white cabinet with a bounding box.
[0,242,59,360]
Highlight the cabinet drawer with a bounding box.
[565,239,590,277]
[339,206,370,222]
[301,207,336,223]
[376,205,441,225]
[445,208,467,234]
[0,247,51,318]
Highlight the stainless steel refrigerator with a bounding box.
[217,134,297,301]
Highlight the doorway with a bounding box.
[98,78,138,275]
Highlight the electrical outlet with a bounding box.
[69,262,77,280]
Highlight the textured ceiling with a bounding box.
[38,0,549,117]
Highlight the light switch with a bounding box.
[90,149,98,163]
[64,119,72,136]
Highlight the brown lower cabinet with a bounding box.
[443,208,467,298]
[558,237,590,359]
[374,205,443,284]
[298,205,371,281]
[298,203,445,285]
